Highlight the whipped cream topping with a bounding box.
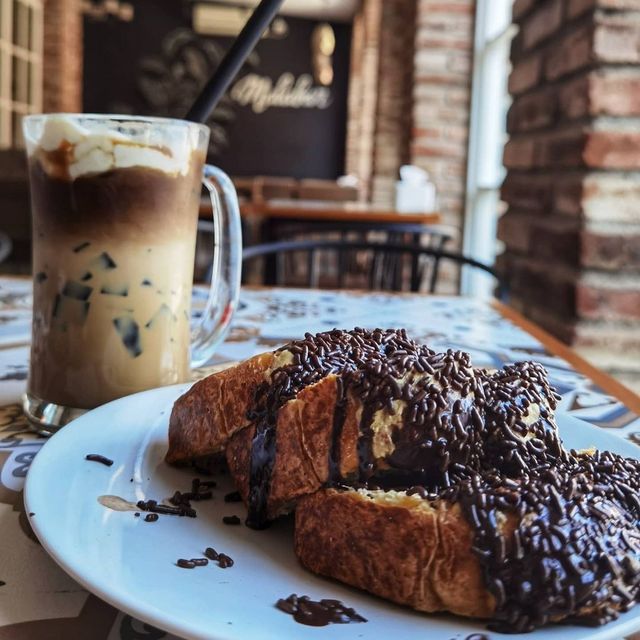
[32,115,195,179]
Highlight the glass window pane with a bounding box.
[12,54,29,104]
[12,109,24,147]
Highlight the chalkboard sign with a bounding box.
[83,1,351,179]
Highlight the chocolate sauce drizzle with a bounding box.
[245,328,434,528]
[244,328,640,631]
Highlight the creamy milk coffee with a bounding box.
[26,116,204,409]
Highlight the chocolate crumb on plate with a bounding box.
[0,581,5,587]
[275,594,366,627]
[177,559,196,569]
[85,454,113,467]
[136,499,196,518]
[190,558,208,567]
[224,491,242,503]
[144,513,159,522]
[222,515,241,525]
[204,547,219,561]
[134,513,140,517]
[217,554,234,568]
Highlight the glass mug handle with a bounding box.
[190,164,242,368]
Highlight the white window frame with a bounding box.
[462,0,516,297]
[0,0,43,149]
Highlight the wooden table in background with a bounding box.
[240,199,442,225]
[200,198,442,227]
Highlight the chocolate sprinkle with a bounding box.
[224,491,242,503]
[190,558,208,567]
[144,513,159,522]
[275,594,366,626]
[85,454,113,467]
[223,515,241,525]
[217,554,234,568]
[137,499,196,518]
[177,559,196,569]
[204,547,219,561]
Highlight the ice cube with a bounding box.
[145,303,174,329]
[113,316,142,358]
[93,252,117,270]
[62,281,93,301]
[51,294,90,325]
[100,285,128,297]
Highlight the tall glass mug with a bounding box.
[22,114,242,434]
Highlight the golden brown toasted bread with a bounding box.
[294,487,497,619]
[295,451,640,632]
[166,352,274,464]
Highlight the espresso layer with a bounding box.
[29,156,203,241]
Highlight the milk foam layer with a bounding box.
[35,115,194,179]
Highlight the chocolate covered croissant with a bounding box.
[166,328,640,633]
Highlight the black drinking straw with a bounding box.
[185,0,285,123]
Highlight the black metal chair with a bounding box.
[242,239,508,300]
[266,221,454,293]
[196,219,455,291]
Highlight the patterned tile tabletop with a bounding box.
[0,276,638,639]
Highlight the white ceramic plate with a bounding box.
[25,384,640,640]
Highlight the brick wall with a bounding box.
[42,0,83,112]
[345,0,416,204]
[370,0,417,205]
[411,0,475,231]
[500,0,640,391]
[345,0,382,200]
[346,0,474,226]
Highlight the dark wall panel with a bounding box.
[83,1,351,179]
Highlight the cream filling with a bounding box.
[265,349,295,380]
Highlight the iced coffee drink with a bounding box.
[23,114,241,432]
